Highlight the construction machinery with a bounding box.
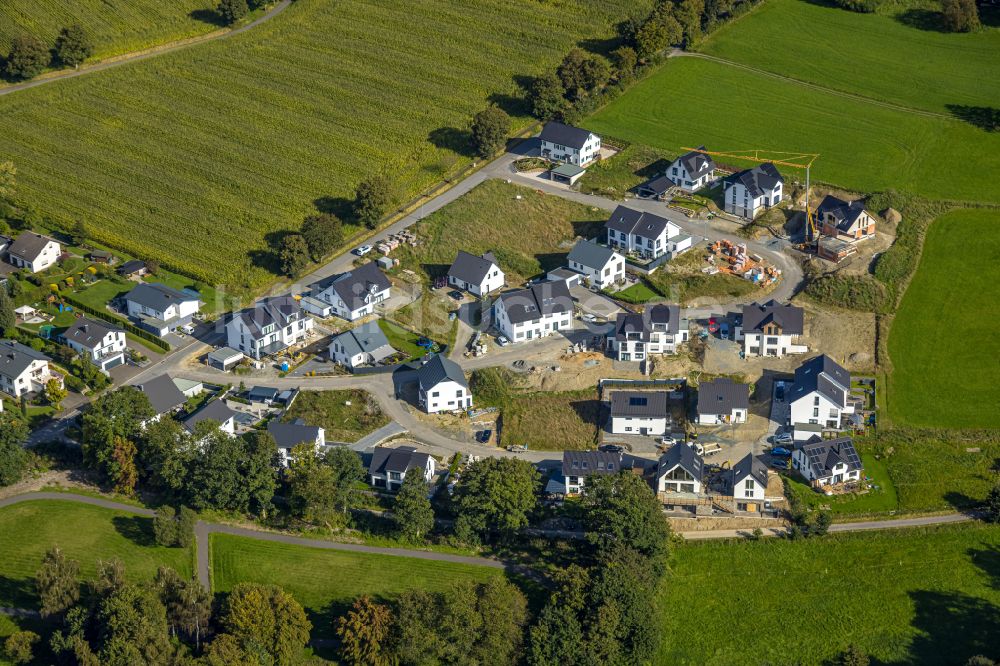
[681,147,820,240]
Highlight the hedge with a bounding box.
[60,294,171,352]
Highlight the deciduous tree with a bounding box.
[45,378,67,409]
[5,34,49,80]
[453,457,538,541]
[54,24,92,67]
[224,583,312,665]
[156,566,212,650]
[217,0,249,24]
[985,482,1000,523]
[3,631,39,665]
[153,506,178,546]
[0,286,15,333]
[581,470,671,568]
[36,547,80,618]
[529,72,567,121]
[110,435,138,496]
[0,410,29,486]
[941,0,980,31]
[392,467,435,540]
[336,596,395,666]
[301,212,344,261]
[278,233,309,276]
[470,106,510,159]
[354,175,393,229]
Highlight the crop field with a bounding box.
[0,0,650,294]
[886,209,1000,428]
[0,0,219,61]
[698,0,1000,116]
[586,57,1000,203]
[659,523,1000,665]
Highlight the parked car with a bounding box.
[774,432,794,446]
[720,322,730,339]
[774,381,786,401]
[476,430,492,444]
[496,335,510,347]
[771,458,791,470]
[771,446,792,457]
[581,313,597,323]
[600,444,624,453]
[448,290,464,301]
[354,244,372,256]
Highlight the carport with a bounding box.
[550,163,586,186]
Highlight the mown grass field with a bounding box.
[659,523,1000,665]
[585,56,1000,203]
[0,0,649,294]
[501,389,602,451]
[0,500,193,609]
[698,0,1000,116]
[886,209,1000,428]
[0,0,219,61]
[282,389,389,444]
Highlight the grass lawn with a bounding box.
[659,523,1000,665]
[585,57,1000,203]
[614,280,661,304]
[0,500,193,610]
[210,533,501,639]
[698,0,1000,116]
[0,0,649,293]
[391,294,460,353]
[577,143,674,197]
[378,319,435,360]
[886,209,1000,428]
[500,389,601,451]
[394,180,608,285]
[68,277,133,313]
[282,389,390,444]
[783,453,899,516]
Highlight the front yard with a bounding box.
[282,389,390,444]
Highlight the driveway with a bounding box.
[570,285,623,319]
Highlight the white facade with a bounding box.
[666,156,716,193]
[448,260,505,297]
[7,235,61,273]
[568,252,624,290]
[792,449,861,486]
[64,326,126,373]
[493,300,571,343]
[126,293,200,328]
[608,328,688,362]
[696,408,747,426]
[419,379,471,414]
[741,331,806,358]
[790,390,853,429]
[312,282,389,321]
[606,220,681,260]
[725,179,783,219]
[0,344,58,398]
[540,134,601,166]
[657,465,701,494]
[370,455,435,491]
[226,313,313,360]
[610,414,668,436]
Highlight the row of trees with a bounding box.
[4,26,92,81]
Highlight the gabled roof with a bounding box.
[311,262,391,312]
[183,399,237,432]
[815,195,870,233]
[725,163,783,198]
[640,175,674,195]
[604,205,672,239]
[0,339,50,380]
[417,354,468,391]
[658,443,703,483]
[63,317,123,349]
[610,390,669,418]
[234,295,304,340]
[796,436,862,478]
[134,374,186,415]
[673,146,715,181]
[497,281,573,325]
[125,283,197,312]
[118,260,147,275]
[648,304,682,333]
[732,453,768,488]
[539,121,595,150]
[611,304,682,342]
[741,300,804,335]
[268,418,322,450]
[8,232,58,262]
[247,386,279,402]
[448,251,499,286]
[697,377,749,415]
[332,321,395,361]
[612,311,651,342]
[787,354,851,408]
[567,238,619,270]
[562,450,623,477]
[369,445,431,476]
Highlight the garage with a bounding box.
[101,354,126,371]
[549,163,586,186]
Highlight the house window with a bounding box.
[813,408,819,417]
[432,391,440,397]
[813,397,820,406]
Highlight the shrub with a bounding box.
[832,0,879,12]
[5,34,49,80]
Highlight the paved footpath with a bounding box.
[679,511,974,540]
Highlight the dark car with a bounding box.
[476,430,492,444]
[448,290,464,301]
[771,447,792,457]
[600,444,624,453]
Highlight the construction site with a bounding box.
[702,238,782,286]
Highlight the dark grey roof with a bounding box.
[311,262,391,312]
[787,354,850,409]
[639,175,674,195]
[8,232,57,262]
[332,321,393,359]
[183,399,237,432]
[118,260,147,275]
[613,311,651,342]
[674,146,715,181]
[235,295,305,339]
[796,437,862,478]
[448,250,499,286]
[63,317,122,349]
[724,163,783,198]
[539,121,594,150]
[417,354,468,391]
[648,304,681,332]
[604,205,671,239]
[562,450,623,477]
[268,418,321,449]
[0,339,50,379]
[497,281,573,325]
[697,377,749,415]
[741,300,804,335]
[658,442,703,483]
[567,238,618,269]
[247,386,279,402]
[732,453,768,488]
[369,445,431,476]
[126,283,196,311]
[612,304,682,343]
[134,374,186,415]
[609,390,669,418]
[815,195,869,233]
[208,347,243,363]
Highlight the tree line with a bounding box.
[829,0,983,32]
[4,26,92,81]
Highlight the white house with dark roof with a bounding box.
[369,445,435,491]
[329,321,396,369]
[787,354,854,429]
[606,304,688,361]
[656,443,703,494]
[731,453,770,511]
[308,262,391,321]
[62,317,127,373]
[417,354,471,414]
[815,195,877,242]
[738,300,806,358]
[226,295,313,360]
[267,418,325,465]
[792,436,863,487]
[124,283,201,336]
[604,205,692,261]
[562,450,623,495]
[609,390,669,436]
[183,399,237,436]
[696,377,749,425]
[564,238,624,290]
[134,374,187,420]
[5,232,61,273]
[493,281,573,343]
[447,251,504,296]
[538,121,601,167]
[666,147,717,193]
[724,163,784,219]
[0,340,59,397]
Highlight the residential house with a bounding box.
[183,399,237,436]
[609,390,669,436]
[787,354,853,429]
[329,321,396,369]
[606,304,688,362]
[124,283,201,336]
[696,378,749,425]
[723,163,784,219]
[565,239,624,290]
[493,281,573,343]
[0,340,59,397]
[307,262,391,321]
[792,436,863,487]
[815,195,877,241]
[5,232,61,273]
[538,121,602,167]
[118,260,147,278]
[368,445,435,491]
[604,205,692,261]
[731,453,769,512]
[656,443,703,494]
[562,450,623,496]
[739,301,806,358]
[417,354,471,414]
[62,317,127,373]
[226,295,313,360]
[134,374,187,421]
[247,386,279,405]
[666,146,717,193]
[267,418,325,466]
[447,251,505,297]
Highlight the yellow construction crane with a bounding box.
[681,147,820,239]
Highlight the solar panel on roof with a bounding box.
[629,396,648,406]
